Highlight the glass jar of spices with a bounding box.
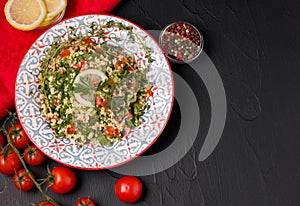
[159,21,204,64]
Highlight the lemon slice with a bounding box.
[38,15,58,27]
[4,0,46,31]
[73,69,106,107]
[38,7,65,28]
[44,0,67,19]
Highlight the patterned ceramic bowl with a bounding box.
[15,14,174,170]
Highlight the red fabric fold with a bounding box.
[0,0,121,119]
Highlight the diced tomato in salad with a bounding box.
[60,49,71,58]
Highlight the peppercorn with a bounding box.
[159,22,204,63]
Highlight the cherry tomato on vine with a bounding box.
[114,176,143,203]
[0,147,22,175]
[24,145,45,166]
[37,200,55,206]
[8,123,30,148]
[76,197,96,206]
[0,132,4,147]
[13,168,35,191]
[48,166,76,194]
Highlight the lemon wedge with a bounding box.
[4,0,47,31]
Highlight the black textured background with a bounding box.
[1,0,300,205]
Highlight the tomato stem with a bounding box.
[1,111,60,206]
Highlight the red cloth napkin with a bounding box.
[0,0,121,119]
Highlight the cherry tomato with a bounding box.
[13,168,35,191]
[8,123,30,148]
[114,176,143,203]
[48,166,76,194]
[37,200,55,206]
[0,147,22,175]
[0,132,4,147]
[76,197,96,206]
[24,145,45,166]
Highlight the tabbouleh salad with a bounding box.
[39,23,154,146]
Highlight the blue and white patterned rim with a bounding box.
[15,15,174,170]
